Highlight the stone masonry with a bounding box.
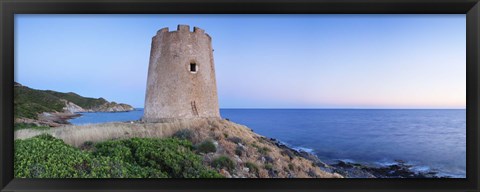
[143,25,220,122]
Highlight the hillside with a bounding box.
[14,82,134,125]
[14,118,344,178]
[14,82,66,119]
[44,90,109,110]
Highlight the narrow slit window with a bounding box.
[190,63,197,73]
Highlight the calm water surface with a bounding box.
[69,109,466,178]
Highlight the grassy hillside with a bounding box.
[14,84,65,119]
[44,91,108,109]
[14,82,130,120]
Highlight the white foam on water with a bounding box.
[436,172,465,178]
[410,165,431,173]
[271,139,315,154]
[292,146,315,153]
[375,161,398,167]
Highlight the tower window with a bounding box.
[190,62,197,73]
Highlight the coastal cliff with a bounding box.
[14,118,343,178]
[14,82,134,127]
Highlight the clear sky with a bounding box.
[15,14,466,109]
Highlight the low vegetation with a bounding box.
[172,129,194,142]
[14,84,64,119]
[255,145,271,155]
[227,136,243,144]
[14,123,50,131]
[14,82,132,120]
[211,156,235,171]
[264,163,274,170]
[235,146,244,156]
[14,134,222,178]
[14,119,343,178]
[245,162,259,175]
[195,140,217,154]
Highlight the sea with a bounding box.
[68,108,466,178]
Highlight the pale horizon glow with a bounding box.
[15,14,466,109]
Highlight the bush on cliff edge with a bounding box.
[14,134,222,178]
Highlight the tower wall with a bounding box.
[143,25,220,123]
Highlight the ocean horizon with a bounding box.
[69,108,466,178]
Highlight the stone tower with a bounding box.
[143,25,220,123]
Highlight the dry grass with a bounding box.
[15,118,218,147]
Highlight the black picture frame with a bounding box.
[1,0,479,191]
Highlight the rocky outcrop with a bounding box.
[16,112,81,127]
[62,99,134,113]
[330,160,444,178]
[37,112,81,126]
[62,100,84,113]
[86,102,134,112]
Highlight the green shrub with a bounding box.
[15,134,96,178]
[15,134,147,178]
[172,129,194,142]
[257,147,271,155]
[235,146,243,156]
[264,163,274,170]
[79,141,95,151]
[245,162,259,175]
[288,163,295,171]
[251,143,271,155]
[83,141,94,146]
[196,140,216,154]
[93,140,135,163]
[96,137,221,178]
[14,134,222,178]
[211,156,235,171]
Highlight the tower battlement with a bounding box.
[155,25,208,37]
[143,25,220,123]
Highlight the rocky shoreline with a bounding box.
[16,110,134,127]
[266,137,445,178]
[329,160,444,178]
[16,113,81,127]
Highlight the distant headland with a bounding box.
[14,82,134,127]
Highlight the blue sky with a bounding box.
[15,14,466,109]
